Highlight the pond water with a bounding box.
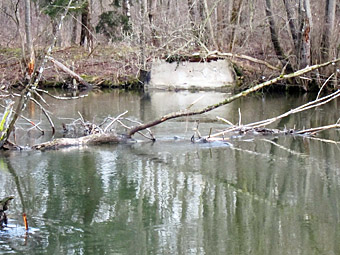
[1,89,340,254]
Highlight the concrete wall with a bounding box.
[147,59,236,90]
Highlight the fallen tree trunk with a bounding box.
[47,56,92,89]
[33,133,132,150]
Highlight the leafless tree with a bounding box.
[321,0,337,62]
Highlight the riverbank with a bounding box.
[0,45,143,89]
[2,44,283,92]
[2,44,332,92]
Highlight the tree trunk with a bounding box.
[148,0,158,46]
[321,0,336,61]
[229,0,243,51]
[33,133,128,150]
[139,0,147,69]
[24,0,35,78]
[248,0,254,32]
[71,15,78,45]
[265,0,293,73]
[202,0,218,50]
[198,0,207,44]
[80,2,88,46]
[216,1,226,49]
[122,0,131,22]
[80,0,93,49]
[187,0,196,28]
[299,0,312,69]
[283,0,298,52]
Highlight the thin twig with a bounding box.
[35,88,88,100]
[186,95,205,110]
[295,123,340,135]
[78,111,85,124]
[216,116,235,126]
[316,73,334,99]
[116,119,154,141]
[33,90,49,107]
[30,98,55,134]
[104,111,128,133]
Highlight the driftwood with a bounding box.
[33,133,131,150]
[47,56,92,89]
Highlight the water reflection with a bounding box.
[1,91,340,254]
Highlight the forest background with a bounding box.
[0,0,339,91]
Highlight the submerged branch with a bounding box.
[294,124,340,135]
[30,97,55,134]
[209,89,340,138]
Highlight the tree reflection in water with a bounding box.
[1,92,340,254]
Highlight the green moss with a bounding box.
[0,47,22,58]
[80,74,100,83]
[232,63,244,77]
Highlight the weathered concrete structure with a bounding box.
[148,59,236,90]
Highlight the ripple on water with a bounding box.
[0,220,41,254]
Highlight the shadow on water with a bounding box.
[1,90,340,254]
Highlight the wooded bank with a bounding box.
[1,0,339,90]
